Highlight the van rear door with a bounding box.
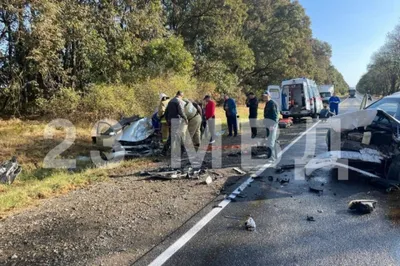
[267,86,282,112]
[304,81,312,111]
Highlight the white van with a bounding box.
[318,85,334,103]
[274,78,323,119]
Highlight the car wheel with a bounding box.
[387,156,400,181]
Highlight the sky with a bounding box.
[299,0,400,87]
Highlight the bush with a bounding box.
[34,75,218,122]
[82,84,140,121]
[36,88,80,118]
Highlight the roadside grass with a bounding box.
[215,105,265,132]
[0,104,263,216]
[0,118,160,216]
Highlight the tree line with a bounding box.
[357,22,400,95]
[1,0,349,116]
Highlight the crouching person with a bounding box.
[319,104,334,121]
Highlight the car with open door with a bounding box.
[325,92,400,181]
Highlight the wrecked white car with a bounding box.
[309,93,400,181]
[92,115,162,158]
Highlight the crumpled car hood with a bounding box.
[304,149,384,178]
[328,109,400,132]
[116,117,155,143]
[328,109,378,132]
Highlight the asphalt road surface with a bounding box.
[137,95,400,266]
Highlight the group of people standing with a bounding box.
[155,90,280,161]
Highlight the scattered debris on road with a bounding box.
[276,177,290,184]
[369,179,400,193]
[245,216,256,231]
[275,164,298,174]
[136,166,220,182]
[0,157,22,184]
[306,215,316,222]
[228,151,241,157]
[204,176,213,185]
[233,167,246,175]
[309,181,324,194]
[348,199,377,214]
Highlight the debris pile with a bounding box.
[245,216,256,231]
[306,215,316,222]
[348,199,377,214]
[0,157,22,184]
[309,181,324,194]
[139,166,221,182]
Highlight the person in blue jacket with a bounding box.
[223,94,238,137]
[328,92,341,115]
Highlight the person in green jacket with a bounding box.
[263,91,279,161]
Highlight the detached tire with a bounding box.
[387,156,400,181]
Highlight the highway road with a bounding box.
[136,95,400,266]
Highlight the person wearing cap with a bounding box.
[263,91,279,161]
[246,92,259,138]
[163,91,188,155]
[223,94,238,137]
[157,93,170,120]
[204,95,216,144]
[156,93,170,141]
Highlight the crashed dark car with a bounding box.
[308,93,400,181]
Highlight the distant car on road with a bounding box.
[349,88,356,98]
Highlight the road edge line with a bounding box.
[148,120,322,266]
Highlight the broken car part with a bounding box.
[0,157,22,184]
[93,116,162,159]
[348,199,377,214]
[233,167,246,175]
[325,108,400,181]
[306,215,316,222]
[245,216,256,231]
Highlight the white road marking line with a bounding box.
[148,120,322,266]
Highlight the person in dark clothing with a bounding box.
[328,92,340,115]
[263,91,279,161]
[163,91,188,155]
[223,94,238,137]
[246,92,259,138]
[319,103,334,121]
